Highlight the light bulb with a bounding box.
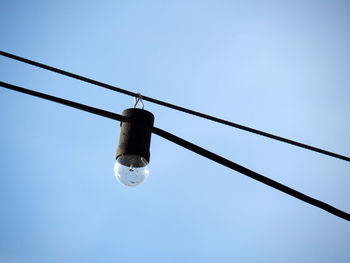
[114,154,149,186]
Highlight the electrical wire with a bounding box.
[0,81,126,122]
[152,127,350,221]
[1,80,349,221]
[1,50,349,163]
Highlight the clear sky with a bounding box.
[0,0,349,262]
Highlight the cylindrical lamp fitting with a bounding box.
[116,108,154,164]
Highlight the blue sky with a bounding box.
[0,0,349,262]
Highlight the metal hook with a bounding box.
[134,93,144,109]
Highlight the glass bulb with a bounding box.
[114,154,149,186]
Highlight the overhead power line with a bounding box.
[0,81,126,122]
[1,50,349,163]
[1,81,349,221]
[152,127,350,221]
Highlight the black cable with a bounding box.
[1,81,349,221]
[152,127,350,221]
[1,50,349,163]
[0,81,126,122]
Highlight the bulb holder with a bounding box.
[116,108,154,164]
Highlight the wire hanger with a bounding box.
[134,93,144,109]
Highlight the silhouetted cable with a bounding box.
[0,81,126,122]
[1,81,349,221]
[1,50,349,163]
[152,127,350,222]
